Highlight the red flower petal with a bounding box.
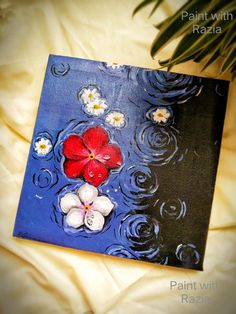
[63,135,89,160]
[64,159,88,178]
[96,144,123,169]
[82,126,109,154]
[82,159,108,187]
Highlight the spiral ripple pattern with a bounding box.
[133,121,178,165]
[117,212,165,262]
[51,63,70,77]
[134,69,203,105]
[119,164,158,206]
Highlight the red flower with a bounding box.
[62,126,123,186]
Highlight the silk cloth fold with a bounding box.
[0,0,235,313]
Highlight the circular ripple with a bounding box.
[134,69,203,105]
[119,164,158,206]
[215,83,225,96]
[33,168,58,190]
[51,63,70,77]
[133,121,178,165]
[159,199,187,220]
[176,243,200,266]
[105,244,136,259]
[118,212,164,262]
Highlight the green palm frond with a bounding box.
[133,0,236,79]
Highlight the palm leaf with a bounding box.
[164,2,236,61]
[149,0,164,17]
[220,19,236,53]
[134,0,236,79]
[221,44,236,73]
[201,47,221,72]
[194,36,224,62]
[150,0,210,57]
[168,0,235,62]
[167,18,231,67]
[133,0,159,17]
[154,16,171,29]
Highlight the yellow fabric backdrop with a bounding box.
[0,0,235,313]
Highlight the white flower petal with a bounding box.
[78,183,98,204]
[152,108,171,124]
[84,210,105,231]
[93,196,114,216]
[85,99,107,116]
[105,111,125,128]
[34,138,52,155]
[106,62,122,69]
[66,208,84,228]
[162,117,167,122]
[80,87,100,104]
[165,112,170,118]
[60,193,81,213]
[41,138,48,145]
[35,143,40,149]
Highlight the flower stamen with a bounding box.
[89,153,95,160]
[93,104,101,109]
[83,204,91,211]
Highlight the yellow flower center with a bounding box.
[88,93,93,99]
[83,204,91,211]
[157,113,164,117]
[40,144,47,149]
[93,104,101,109]
[114,116,120,121]
[89,153,95,160]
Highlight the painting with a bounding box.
[13,55,229,270]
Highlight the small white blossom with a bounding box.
[34,138,52,156]
[152,108,171,124]
[85,99,108,116]
[106,62,122,69]
[105,111,126,128]
[80,87,100,104]
[60,183,114,231]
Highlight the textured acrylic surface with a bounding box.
[13,55,229,270]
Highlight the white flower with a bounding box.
[34,138,52,155]
[60,193,80,214]
[152,108,171,123]
[80,87,100,104]
[85,99,108,116]
[105,111,126,128]
[106,62,122,69]
[60,183,114,231]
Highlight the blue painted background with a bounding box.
[13,55,229,270]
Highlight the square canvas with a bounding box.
[13,55,229,270]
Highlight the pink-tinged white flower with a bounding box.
[152,108,171,124]
[34,138,52,155]
[80,87,100,104]
[105,111,126,128]
[60,183,114,231]
[85,99,108,116]
[106,62,122,69]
